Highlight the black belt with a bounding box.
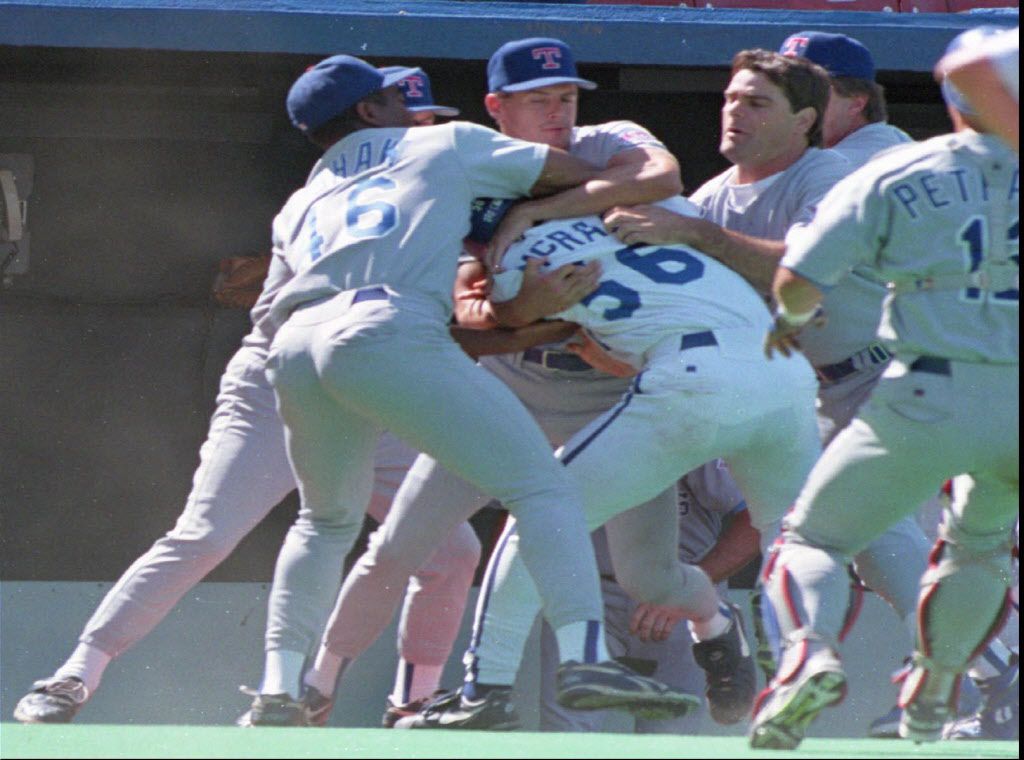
[909,356,951,376]
[352,286,388,304]
[680,330,717,351]
[522,347,592,372]
[815,343,892,384]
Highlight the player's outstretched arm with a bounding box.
[454,258,601,330]
[487,146,682,269]
[604,204,783,294]
[450,320,579,360]
[764,266,825,358]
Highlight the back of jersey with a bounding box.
[788,132,1019,364]
[268,122,547,328]
[493,202,772,366]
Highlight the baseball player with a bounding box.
[395,192,819,732]
[297,37,717,730]
[256,51,697,728]
[10,64,477,729]
[751,26,1019,748]
[935,26,1019,153]
[235,64,482,728]
[537,461,753,734]
[604,46,937,702]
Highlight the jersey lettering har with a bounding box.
[494,217,772,365]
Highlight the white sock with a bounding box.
[554,620,609,664]
[303,648,350,697]
[392,659,444,705]
[689,603,733,642]
[54,643,112,695]
[259,649,305,699]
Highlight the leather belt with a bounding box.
[815,343,892,384]
[908,356,951,376]
[522,347,592,372]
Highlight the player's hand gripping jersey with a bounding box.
[491,197,773,369]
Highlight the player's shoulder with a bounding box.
[572,120,665,149]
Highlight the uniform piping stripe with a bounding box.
[584,620,600,663]
[465,522,517,684]
[560,389,635,466]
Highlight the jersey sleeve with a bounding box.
[782,169,886,289]
[451,122,550,200]
[588,120,668,155]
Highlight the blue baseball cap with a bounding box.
[287,55,419,133]
[940,25,1006,116]
[779,32,875,81]
[487,37,597,93]
[379,66,460,117]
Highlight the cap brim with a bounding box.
[498,76,598,93]
[380,66,422,89]
[407,105,461,116]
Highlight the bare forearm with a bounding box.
[694,224,784,294]
[450,320,578,359]
[773,266,824,315]
[698,510,760,585]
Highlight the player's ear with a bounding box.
[484,93,503,124]
[793,105,817,141]
[355,98,392,127]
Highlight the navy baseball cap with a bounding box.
[379,66,460,117]
[287,55,418,133]
[940,25,1006,116]
[487,37,597,93]
[779,32,875,81]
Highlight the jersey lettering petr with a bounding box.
[265,122,547,331]
[783,131,1019,364]
[491,199,773,367]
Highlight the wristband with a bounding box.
[775,303,819,327]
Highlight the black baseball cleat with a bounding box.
[556,659,701,721]
[236,686,306,727]
[13,677,89,724]
[692,602,758,724]
[381,690,448,728]
[392,686,520,730]
[302,686,335,727]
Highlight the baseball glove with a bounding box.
[212,254,271,309]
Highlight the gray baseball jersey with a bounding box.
[267,122,547,330]
[265,119,609,648]
[766,131,1018,680]
[783,131,1019,363]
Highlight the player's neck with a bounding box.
[732,137,810,184]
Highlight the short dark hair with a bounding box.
[831,76,888,124]
[731,49,831,148]
[308,89,391,149]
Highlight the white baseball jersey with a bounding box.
[491,198,774,368]
[265,122,547,330]
[784,131,1019,363]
